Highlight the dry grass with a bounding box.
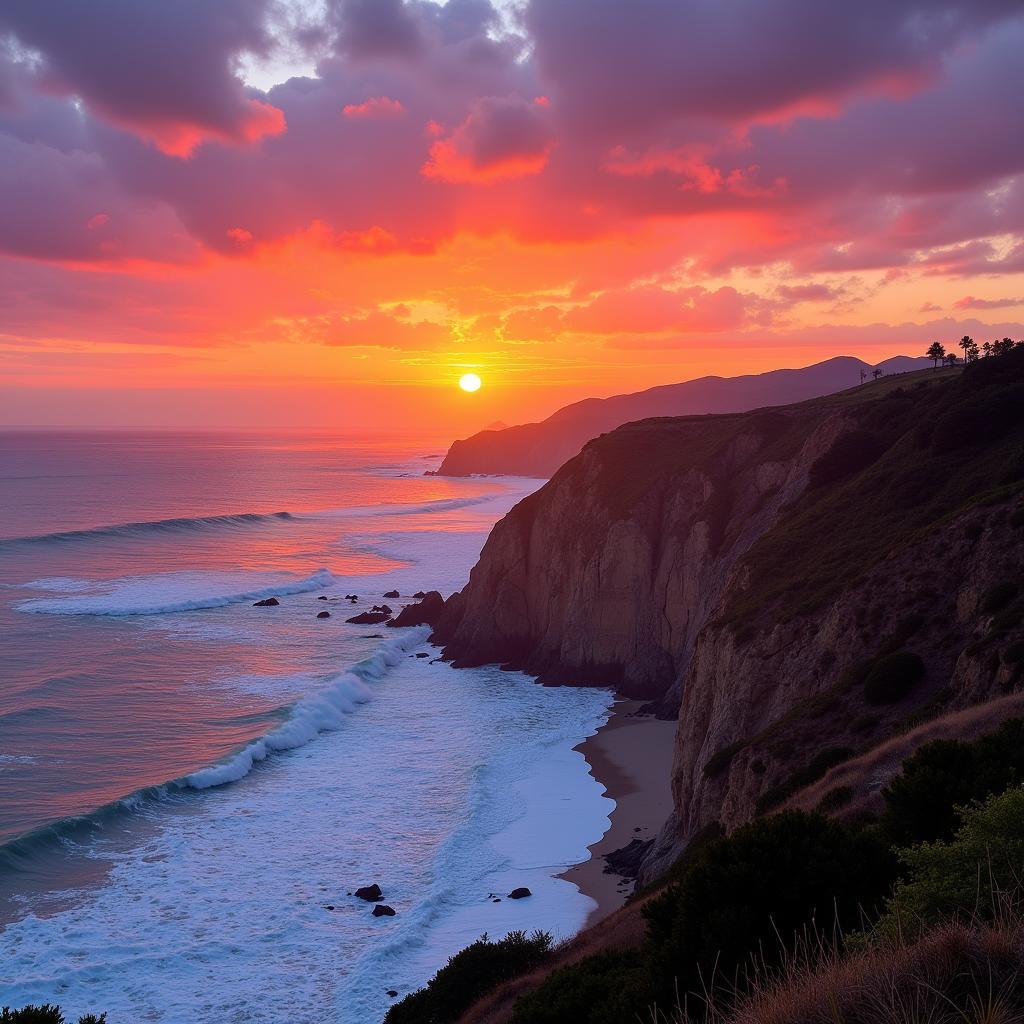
[670,897,1024,1024]
[785,693,1024,820]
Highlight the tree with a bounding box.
[994,337,1015,357]
[945,352,958,367]
[872,368,883,379]
[926,341,945,368]
[982,341,993,358]
[967,339,980,362]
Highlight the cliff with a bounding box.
[435,352,1024,882]
[436,355,929,478]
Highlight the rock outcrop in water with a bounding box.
[435,353,1024,882]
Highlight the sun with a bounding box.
[459,372,482,393]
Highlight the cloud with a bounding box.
[322,309,450,348]
[422,95,555,183]
[0,0,286,155]
[954,295,1024,310]
[342,96,406,119]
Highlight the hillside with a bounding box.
[433,352,1024,881]
[436,355,930,478]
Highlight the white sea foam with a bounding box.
[16,568,335,616]
[185,627,428,789]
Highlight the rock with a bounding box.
[415,652,429,659]
[253,597,279,607]
[388,591,445,629]
[354,884,383,902]
[372,904,396,917]
[383,590,400,599]
[412,591,426,599]
[387,991,398,998]
[324,905,335,911]
[370,604,393,615]
[362,634,384,639]
[346,612,390,625]
[317,596,329,601]
[316,611,331,619]
[507,887,531,900]
[603,839,653,879]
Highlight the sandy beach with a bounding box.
[561,700,677,926]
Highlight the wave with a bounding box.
[17,568,335,616]
[0,627,430,872]
[0,511,296,548]
[185,627,428,788]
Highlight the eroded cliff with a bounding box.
[435,353,1024,883]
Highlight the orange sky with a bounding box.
[2,1,1024,434]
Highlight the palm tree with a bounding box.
[959,335,974,363]
[926,341,945,368]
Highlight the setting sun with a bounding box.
[459,373,482,393]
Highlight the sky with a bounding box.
[2,0,1024,434]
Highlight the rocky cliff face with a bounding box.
[436,353,1024,885]
[434,402,851,707]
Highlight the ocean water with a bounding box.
[0,431,614,1023]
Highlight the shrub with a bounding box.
[808,430,886,489]
[863,651,925,705]
[509,949,648,1024]
[0,1010,105,1024]
[386,930,553,1024]
[754,747,854,814]
[877,786,1024,935]
[882,718,1024,844]
[641,811,898,1012]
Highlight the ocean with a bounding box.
[0,430,614,1023]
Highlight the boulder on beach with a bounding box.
[387,990,398,998]
[346,611,390,625]
[387,591,445,628]
[354,884,383,902]
[316,611,331,619]
[415,652,429,659]
[412,591,426,599]
[370,604,393,615]
[383,590,400,599]
[372,904,396,917]
[317,596,329,601]
[253,597,279,607]
[507,887,532,900]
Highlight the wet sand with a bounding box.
[561,699,677,926]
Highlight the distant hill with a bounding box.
[437,355,931,477]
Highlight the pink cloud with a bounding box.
[954,295,1024,310]
[422,96,555,184]
[342,96,406,120]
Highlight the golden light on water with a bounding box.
[459,373,482,393]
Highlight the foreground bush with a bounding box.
[385,930,552,1024]
[877,785,1024,936]
[882,717,1024,843]
[0,1008,105,1024]
[509,812,897,1023]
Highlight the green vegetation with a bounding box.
[754,745,854,813]
[384,930,553,1024]
[807,428,885,488]
[0,1009,105,1024]
[723,347,1024,626]
[862,651,925,705]
[507,812,897,1023]
[881,718,1024,844]
[878,785,1024,935]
